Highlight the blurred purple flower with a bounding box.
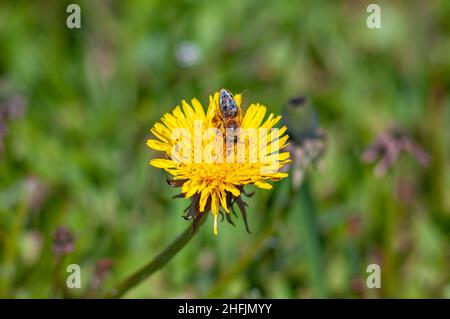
[0,93,26,154]
[361,127,431,176]
[52,226,75,256]
[90,258,113,293]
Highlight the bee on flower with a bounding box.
[146,89,291,235]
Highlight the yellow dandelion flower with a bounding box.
[147,89,291,235]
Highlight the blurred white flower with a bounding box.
[175,41,202,67]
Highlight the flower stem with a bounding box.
[205,224,276,298]
[204,181,294,297]
[104,216,206,298]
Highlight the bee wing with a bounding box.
[238,89,251,115]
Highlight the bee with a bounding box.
[216,89,250,148]
[219,89,240,144]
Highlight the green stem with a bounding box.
[104,217,205,299]
[294,179,327,298]
[0,201,27,297]
[204,182,294,298]
[205,223,277,298]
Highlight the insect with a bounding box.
[216,89,250,148]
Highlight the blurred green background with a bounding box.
[0,0,449,298]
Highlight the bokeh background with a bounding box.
[0,0,449,298]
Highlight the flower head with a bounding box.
[147,90,290,235]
